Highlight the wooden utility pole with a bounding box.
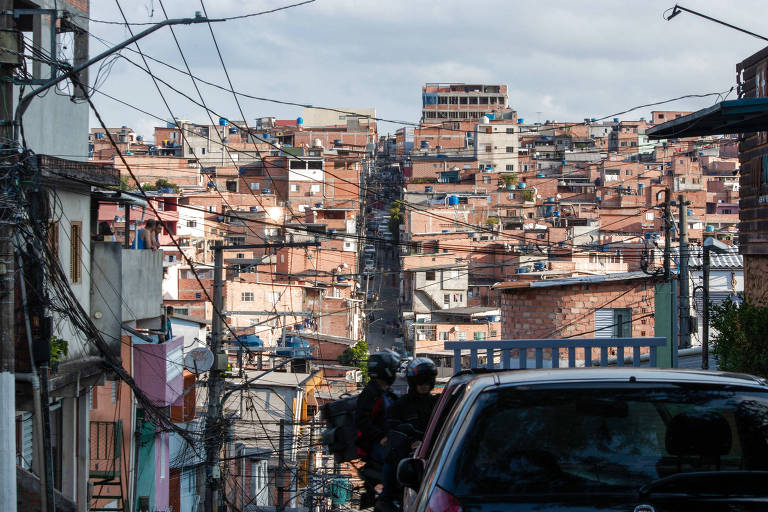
[0,1,17,509]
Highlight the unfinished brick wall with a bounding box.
[500,278,656,339]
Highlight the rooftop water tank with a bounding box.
[537,173,546,178]
[480,116,490,124]
[239,335,263,347]
[613,118,619,123]
[314,138,323,147]
[297,117,303,125]
[263,188,271,194]
[486,113,495,120]
[136,135,143,141]
[518,118,524,124]
[420,141,429,149]
[591,118,597,122]
[706,225,715,232]
[425,186,433,193]
[448,195,459,205]
[518,182,527,189]
[263,133,270,139]
[219,117,228,126]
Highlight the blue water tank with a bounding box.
[263,133,270,139]
[591,118,597,122]
[545,197,555,203]
[263,188,271,194]
[425,186,433,193]
[136,135,143,142]
[420,141,429,149]
[613,117,619,123]
[537,173,545,178]
[488,315,501,322]
[442,229,450,233]
[518,266,531,274]
[121,125,127,129]
[553,211,560,217]
[166,122,176,129]
[219,117,229,126]
[544,205,554,216]
[297,117,303,125]
[706,225,715,232]
[533,262,546,271]
[688,209,694,216]
[277,335,311,357]
[486,113,495,120]
[518,118,524,124]
[239,335,263,347]
[448,195,459,205]
[518,182,527,189]
[229,127,238,134]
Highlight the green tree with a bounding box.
[711,297,768,378]
[154,179,179,192]
[119,175,132,191]
[389,201,404,243]
[486,216,499,226]
[338,339,370,384]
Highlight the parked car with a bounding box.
[400,368,768,511]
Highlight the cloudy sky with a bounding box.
[88,0,768,141]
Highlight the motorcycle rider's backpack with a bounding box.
[321,395,359,462]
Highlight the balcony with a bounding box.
[90,242,164,358]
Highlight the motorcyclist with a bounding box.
[355,351,400,460]
[377,358,439,511]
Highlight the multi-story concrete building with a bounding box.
[421,83,511,122]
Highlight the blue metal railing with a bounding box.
[444,337,667,374]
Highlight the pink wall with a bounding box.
[133,336,183,406]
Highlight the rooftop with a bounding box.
[494,271,654,291]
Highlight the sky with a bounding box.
[87,0,768,142]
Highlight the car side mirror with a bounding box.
[397,457,425,490]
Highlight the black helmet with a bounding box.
[367,351,400,385]
[406,357,437,391]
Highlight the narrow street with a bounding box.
[364,162,403,354]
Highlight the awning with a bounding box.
[646,97,768,139]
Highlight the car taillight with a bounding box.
[425,486,462,512]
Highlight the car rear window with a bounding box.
[440,385,768,498]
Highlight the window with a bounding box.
[70,222,82,283]
[290,184,300,192]
[268,291,280,304]
[250,182,260,190]
[645,212,655,221]
[594,308,632,338]
[457,331,467,341]
[474,332,486,341]
[506,128,514,134]
[195,292,202,299]
[440,331,450,341]
[186,220,197,228]
[485,145,492,153]
[207,206,217,213]
[625,170,632,176]
[450,269,460,279]
[241,292,254,302]
[226,180,238,193]
[201,147,206,155]
[443,294,450,306]
[111,380,118,403]
[490,330,498,337]
[658,113,665,119]
[425,270,436,281]
[310,184,321,193]
[483,176,491,184]
[506,164,514,171]
[506,146,515,153]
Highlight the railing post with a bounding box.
[568,346,576,368]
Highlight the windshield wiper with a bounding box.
[639,471,768,498]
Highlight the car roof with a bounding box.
[451,367,768,390]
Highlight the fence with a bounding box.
[444,337,667,374]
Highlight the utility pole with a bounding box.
[0,1,17,509]
[205,242,318,512]
[678,195,691,349]
[204,242,224,512]
[278,418,286,512]
[664,189,671,281]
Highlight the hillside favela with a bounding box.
[3,2,768,512]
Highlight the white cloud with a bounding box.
[88,0,768,132]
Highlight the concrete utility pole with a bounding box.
[678,195,691,349]
[204,242,224,512]
[204,241,319,512]
[0,1,17,508]
[664,189,672,281]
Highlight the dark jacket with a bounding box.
[355,381,397,452]
[386,391,438,437]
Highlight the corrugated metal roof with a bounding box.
[673,247,743,269]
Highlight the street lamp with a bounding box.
[702,236,730,370]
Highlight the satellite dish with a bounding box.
[184,347,214,374]
[536,194,542,199]
[556,193,562,200]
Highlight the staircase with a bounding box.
[89,420,126,512]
